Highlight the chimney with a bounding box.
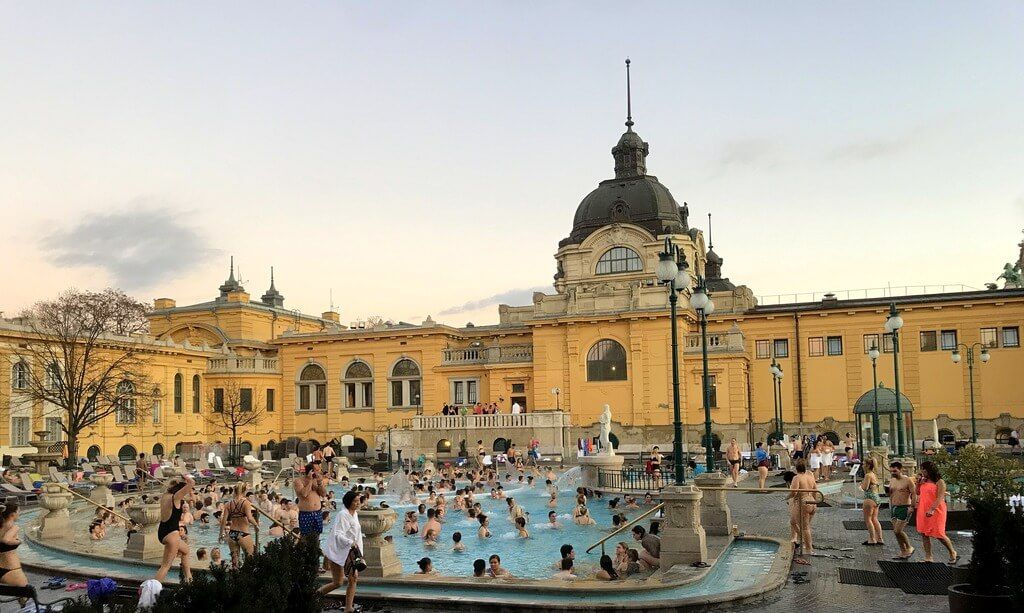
[322,310,340,323]
[226,290,250,303]
[154,298,176,309]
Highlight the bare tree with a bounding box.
[204,381,267,465]
[5,289,151,468]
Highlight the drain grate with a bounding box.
[843,520,893,530]
[877,560,969,595]
[837,567,897,588]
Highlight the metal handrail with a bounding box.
[585,503,664,555]
[53,482,133,524]
[699,486,826,504]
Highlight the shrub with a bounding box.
[934,446,1024,504]
[966,497,1009,596]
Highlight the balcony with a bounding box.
[207,356,280,374]
[683,328,745,355]
[405,411,569,431]
[441,343,533,366]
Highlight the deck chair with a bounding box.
[47,466,69,484]
[110,465,139,492]
[1,482,38,504]
[8,457,25,469]
[0,584,78,612]
[19,473,42,494]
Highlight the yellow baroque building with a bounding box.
[3,117,1024,463]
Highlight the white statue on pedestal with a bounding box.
[599,404,615,456]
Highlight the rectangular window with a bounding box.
[409,380,421,406]
[882,333,895,353]
[299,386,310,411]
[940,329,958,351]
[391,380,403,407]
[11,417,30,447]
[266,389,275,412]
[453,381,464,405]
[345,383,357,408]
[827,336,843,356]
[467,380,478,404]
[45,417,62,442]
[863,334,880,354]
[214,388,225,412]
[152,399,161,424]
[755,340,771,359]
[316,384,327,410]
[980,327,998,349]
[919,331,937,352]
[773,339,789,359]
[511,383,525,394]
[361,382,372,407]
[240,388,253,411]
[707,375,718,408]
[1003,326,1020,348]
[807,337,824,357]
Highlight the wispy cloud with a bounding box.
[826,125,931,162]
[713,138,780,171]
[40,198,218,289]
[438,286,548,316]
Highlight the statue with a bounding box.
[598,404,614,455]
[998,263,1023,289]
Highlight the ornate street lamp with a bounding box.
[952,344,990,442]
[884,303,906,456]
[551,387,561,412]
[656,237,692,485]
[868,344,882,447]
[688,268,716,474]
[769,359,784,443]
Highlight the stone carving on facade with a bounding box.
[599,404,614,455]
[566,287,578,314]
[629,281,641,309]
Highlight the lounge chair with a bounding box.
[0,584,78,612]
[47,466,88,490]
[109,465,139,492]
[19,473,42,494]
[1,482,38,504]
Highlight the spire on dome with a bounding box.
[703,212,734,291]
[261,266,285,307]
[218,256,245,299]
[612,58,649,179]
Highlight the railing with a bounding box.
[207,356,280,374]
[756,284,981,306]
[683,330,744,354]
[406,411,569,430]
[597,467,664,493]
[441,344,533,366]
[586,503,664,555]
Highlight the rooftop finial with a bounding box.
[229,256,236,281]
[269,266,276,289]
[625,58,633,129]
[708,212,714,250]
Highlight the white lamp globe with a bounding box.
[689,290,710,312]
[884,319,894,333]
[980,350,990,363]
[868,347,880,360]
[674,266,690,291]
[656,254,678,283]
[888,314,904,330]
[704,299,715,315]
[951,351,962,364]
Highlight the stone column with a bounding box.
[659,484,707,567]
[89,473,115,508]
[770,443,791,470]
[357,508,401,577]
[123,503,163,560]
[37,483,73,540]
[694,472,732,537]
[578,453,624,491]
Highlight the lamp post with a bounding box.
[769,360,784,443]
[868,344,881,446]
[688,269,716,473]
[551,387,561,412]
[952,343,990,443]
[884,303,906,456]
[656,237,693,485]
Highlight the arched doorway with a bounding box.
[239,441,253,457]
[995,428,1012,446]
[118,445,137,462]
[939,429,956,445]
[152,443,165,458]
[87,445,101,462]
[608,432,620,450]
[436,439,453,455]
[349,437,368,458]
[821,431,840,445]
[492,438,509,453]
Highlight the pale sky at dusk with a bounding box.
[2,3,1023,325]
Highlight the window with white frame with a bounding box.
[11,417,30,447]
[298,364,327,411]
[11,361,29,390]
[45,362,61,390]
[389,359,421,408]
[116,380,136,424]
[1003,326,1020,348]
[343,361,374,409]
[595,247,643,275]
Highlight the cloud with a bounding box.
[40,199,218,289]
[826,125,931,162]
[438,286,549,316]
[713,139,780,171]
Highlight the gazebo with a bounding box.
[852,384,916,458]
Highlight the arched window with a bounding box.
[117,444,137,462]
[596,247,643,275]
[45,362,61,390]
[87,445,101,462]
[493,438,509,453]
[152,443,165,457]
[389,359,421,408]
[191,375,201,413]
[173,374,183,413]
[116,381,136,424]
[586,340,627,381]
[151,386,162,424]
[938,428,956,445]
[995,428,1013,446]
[343,361,374,409]
[298,364,327,411]
[10,361,29,390]
[349,437,368,454]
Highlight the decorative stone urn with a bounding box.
[37,483,72,540]
[123,503,163,560]
[242,459,263,488]
[694,471,732,537]
[357,507,401,577]
[88,473,115,508]
[332,456,350,480]
[161,467,179,479]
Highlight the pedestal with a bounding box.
[123,503,163,560]
[242,461,262,488]
[660,484,707,567]
[578,453,624,491]
[694,472,732,537]
[357,508,401,577]
[332,457,350,481]
[770,444,791,470]
[867,446,890,474]
[88,473,115,508]
[37,484,72,540]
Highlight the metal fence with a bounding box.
[596,467,664,493]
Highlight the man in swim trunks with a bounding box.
[888,461,916,560]
[295,462,327,538]
[725,439,741,487]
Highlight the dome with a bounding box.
[562,174,686,246]
[853,385,915,414]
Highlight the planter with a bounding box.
[357,507,401,577]
[948,584,1012,613]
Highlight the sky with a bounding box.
[2,2,1023,325]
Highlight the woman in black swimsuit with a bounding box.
[0,505,27,589]
[220,483,258,568]
[155,475,194,582]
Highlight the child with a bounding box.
[452,531,465,552]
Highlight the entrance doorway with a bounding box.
[511,396,527,412]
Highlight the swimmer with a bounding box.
[515,516,529,539]
[477,514,491,539]
[548,511,562,529]
[452,531,465,552]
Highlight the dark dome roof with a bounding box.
[561,174,686,246]
[853,385,915,414]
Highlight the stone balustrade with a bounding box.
[407,411,570,431]
[207,356,280,374]
[441,344,533,365]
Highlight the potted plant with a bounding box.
[934,446,1023,530]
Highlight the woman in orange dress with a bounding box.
[915,461,958,564]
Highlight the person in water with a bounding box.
[154,476,195,582]
[0,505,27,590]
